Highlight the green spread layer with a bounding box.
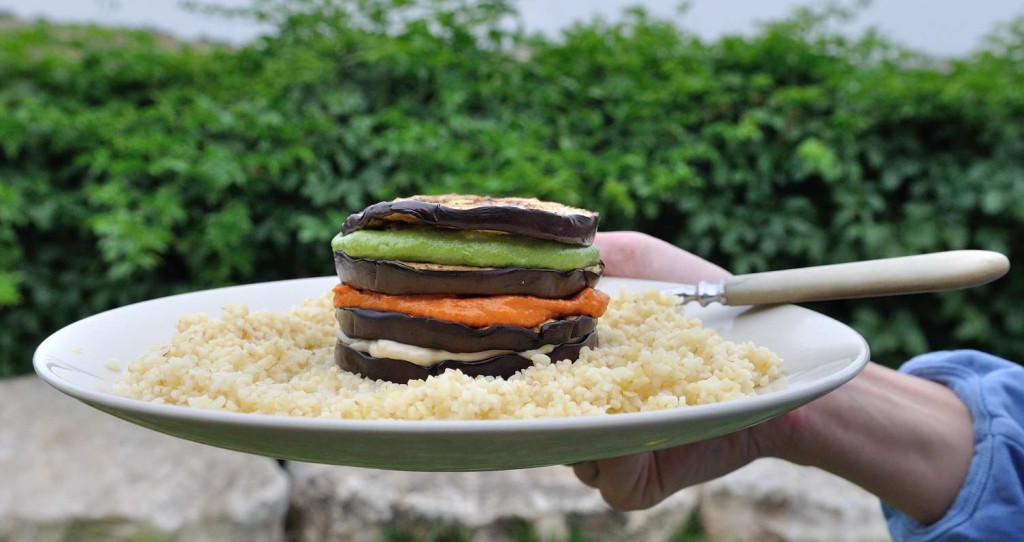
[332,228,600,271]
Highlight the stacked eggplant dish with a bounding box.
[330,195,610,383]
[114,193,784,419]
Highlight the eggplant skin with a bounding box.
[335,251,603,298]
[340,195,600,246]
[335,331,598,384]
[337,308,597,353]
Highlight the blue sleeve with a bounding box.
[882,350,1024,542]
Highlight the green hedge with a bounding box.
[2,1,1023,376]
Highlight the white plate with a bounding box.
[34,277,869,471]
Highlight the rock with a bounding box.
[0,376,290,542]
[286,462,699,542]
[699,458,891,542]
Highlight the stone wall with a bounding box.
[0,377,890,541]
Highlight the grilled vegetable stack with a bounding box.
[331,195,609,383]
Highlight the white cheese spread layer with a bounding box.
[337,330,557,367]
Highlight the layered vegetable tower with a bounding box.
[331,195,610,383]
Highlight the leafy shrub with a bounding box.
[2,1,1022,375]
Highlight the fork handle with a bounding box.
[721,250,1009,306]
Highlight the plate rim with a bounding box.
[33,275,871,433]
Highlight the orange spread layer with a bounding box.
[332,284,610,328]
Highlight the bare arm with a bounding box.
[764,362,973,523]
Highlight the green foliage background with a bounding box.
[2,0,1022,376]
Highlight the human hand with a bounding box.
[573,231,783,509]
[576,232,974,524]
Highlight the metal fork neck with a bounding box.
[665,280,727,307]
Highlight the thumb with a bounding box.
[595,231,730,283]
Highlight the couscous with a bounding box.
[114,289,783,420]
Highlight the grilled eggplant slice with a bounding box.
[341,194,600,246]
[336,308,597,352]
[335,331,598,383]
[334,252,602,298]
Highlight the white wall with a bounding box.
[1,0,1022,56]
